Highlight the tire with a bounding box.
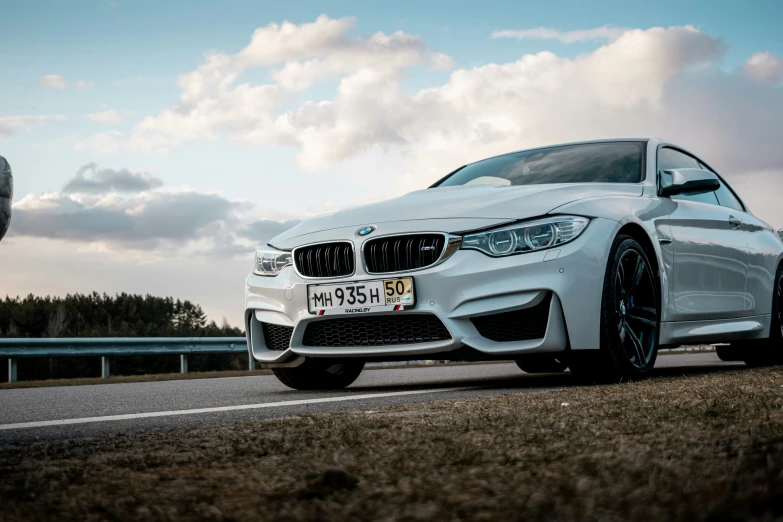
[739,264,783,367]
[715,345,743,362]
[515,354,568,373]
[569,235,660,382]
[273,359,365,390]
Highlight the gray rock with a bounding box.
[0,156,12,242]
[322,468,359,490]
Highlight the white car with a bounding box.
[245,138,783,389]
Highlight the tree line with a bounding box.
[1,293,246,381]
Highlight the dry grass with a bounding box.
[2,367,783,521]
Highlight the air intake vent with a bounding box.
[294,242,354,278]
[363,234,446,274]
[302,314,451,347]
[471,293,552,342]
[261,322,293,351]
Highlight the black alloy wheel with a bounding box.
[569,235,659,382]
[614,248,659,370]
[741,264,783,366]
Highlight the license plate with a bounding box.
[307,278,415,315]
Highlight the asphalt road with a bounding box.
[0,352,741,444]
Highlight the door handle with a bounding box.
[728,216,742,229]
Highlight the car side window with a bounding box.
[696,161,745,211]
[658,147,719,205]
[659,147,701,171]
[713,181,744,211]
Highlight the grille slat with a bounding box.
[294,242,354,278]
[261,322,293,351]
[364,234,445,274]
[471,293,552,342]
[302,314,451,347]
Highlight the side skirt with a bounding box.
[660,314,771,345]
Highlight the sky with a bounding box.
[2,0,783,327]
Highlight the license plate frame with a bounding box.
[307,277,415,315]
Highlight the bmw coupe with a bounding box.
[245,138,783,389]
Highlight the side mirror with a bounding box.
[778,229,783,242]
[659,168,720,197]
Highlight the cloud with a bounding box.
[0,114,66,136]
[283,25,728,173]
[78,15,453,158]
[77,22,729,173]
[86,110,121,123]
[76,80,95,89]
[741,52,783,85]
[491,26,627,43]
[39,74,66,89]
[12,190,239,250]
[11,163,297,253]
[62,163,163,194]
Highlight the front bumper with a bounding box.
[245,217,618,367]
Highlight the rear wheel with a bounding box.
[273,359,365,390]
[739,264,783,367]
[569,235,659,382]
[515,354,568,374]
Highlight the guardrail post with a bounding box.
[180,354,188,374]
[101,357,110,379]
[248,353,256,371]
[8,358,17,383]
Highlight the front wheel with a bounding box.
[273,359,365,390]
[569,235,660,382]
[515,354,568,373]
[738,264,783,367]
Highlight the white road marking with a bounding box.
[0,387,473,431]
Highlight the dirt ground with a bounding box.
[1,366,782,521]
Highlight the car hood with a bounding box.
[271,183,642,248]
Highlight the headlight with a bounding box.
[253,247,293,276]
[461,216,590,257]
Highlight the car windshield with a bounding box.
[435,142,644,187]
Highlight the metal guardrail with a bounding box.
[0,337,250,383]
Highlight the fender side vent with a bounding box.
[262,322,293,351]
